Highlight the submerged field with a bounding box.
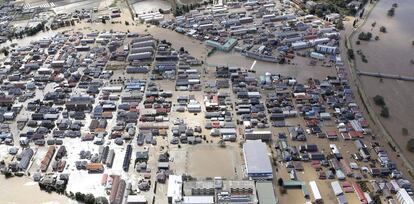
[351,0,414,166]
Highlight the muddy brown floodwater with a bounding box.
[351,0,414,166]
[0,176,74,204]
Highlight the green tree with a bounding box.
[336,19,344,30]
[84,194,95,204]
[278,178,284,186]
[347,49,355,60]
[407,138,414,153]
[75,192,85,202]
[358,32,372,41]
[380,106,390,118]
[373,95,385,106]
[402,128,409,136]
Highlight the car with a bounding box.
[170,137,179,145]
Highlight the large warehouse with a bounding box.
[243,140,273,180]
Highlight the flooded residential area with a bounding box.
[0,0,413,204]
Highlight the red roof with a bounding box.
[360,120,369,128]
[341,133,351,140]
[349,130,363,138]
[353,182,368,204]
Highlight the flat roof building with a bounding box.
[396,188,414,204]
[243,140,273,179]
[256,181,278,204]
[168,175,183,203]
[205,38,238,52]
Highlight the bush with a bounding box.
[407,138,414,153]
[380,106,390,118]
[373,95,386,106]
[380,26,387,33]
[402,128,409,136]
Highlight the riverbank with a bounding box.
[346,0,414,172]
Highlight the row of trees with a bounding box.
[173,0,213,16]
[373,95,389,118]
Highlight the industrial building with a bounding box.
[205,38,238,52]
[168,175,183,204]
[243,140,273,179]
[256,181,278,204]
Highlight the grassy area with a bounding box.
[106,64,125,70]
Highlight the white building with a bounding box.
[396,189,414,204]
[168,175,183,204]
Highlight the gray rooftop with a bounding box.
[243,140,272,175]
[256,182,278,204]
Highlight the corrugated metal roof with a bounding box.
[243,140,272,175]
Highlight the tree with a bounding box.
[336,19,344,30]
[84,194,95,204]
[407,138,414,153]
[380,106,390,118]
[95,197,109,204]
[278,178,284,186]
[358,32,372,41]
[387,8,395,17]
[347,49,355,60]
[380,26,387,33]
[0,48,9,56]
[373,95,385,106]
[75,192,85,202]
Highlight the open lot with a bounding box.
[186,145,242,179]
